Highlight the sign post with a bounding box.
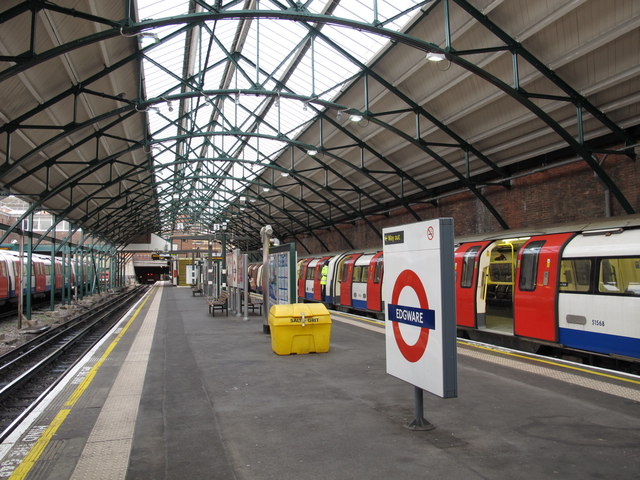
[382,218,457,429]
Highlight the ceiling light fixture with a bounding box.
[307,148,318,156]
[349,114,363,122]
[426,52,446,62]
[281,171,290,177]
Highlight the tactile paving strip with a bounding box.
[333,313,640,402]
[69,290,162,480]
[457,343,640,402]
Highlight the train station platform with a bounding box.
[0,283,639,479]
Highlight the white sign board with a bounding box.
[383,218,457,398]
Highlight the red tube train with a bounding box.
[286,216,640,363]
[0,250,99,306]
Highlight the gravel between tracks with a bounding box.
[0,288,133,356]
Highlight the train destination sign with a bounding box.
[382,218,457,399]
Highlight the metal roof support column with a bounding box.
[103,243,111,290]
[88,235,100,295]
[55,224,80,305]
[221,231,227,296]
[61,233,68,305]
[70,222,78,304]
[79,230,85,301]
[25,211,34,322]
[49,216,56,311]
[110,247,117,290]
[117,252,125,288]
[16,224,24,329]
[98,245,105,293]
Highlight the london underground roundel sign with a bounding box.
[383,218,458,399]
[389,269,435,362]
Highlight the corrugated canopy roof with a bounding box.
[0,0,638,249]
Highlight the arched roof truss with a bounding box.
[0,0,637,249]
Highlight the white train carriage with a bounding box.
[558,227,640,359]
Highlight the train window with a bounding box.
[598,257,640,295]
[359,266,368,283]
[353,266,364,283]
[460,246,481,288]
[519,241,545,291]
[559,259,592,293]
[306,267,315,280]
[373,259,383,284]
[340,261,349,282]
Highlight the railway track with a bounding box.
[0,285,148,441]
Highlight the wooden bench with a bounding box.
[207,290,229,316]
[247,296,263,315]
[191,283,204,296]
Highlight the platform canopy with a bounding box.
[0,1,638,250]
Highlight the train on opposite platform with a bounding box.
[0,250,97,306]
[249,215,640,365]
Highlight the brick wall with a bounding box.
[291,151,639,254]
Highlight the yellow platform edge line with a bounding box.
[457,340,640,386]
[8,287,155,480]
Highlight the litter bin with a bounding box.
[268,303,332,355]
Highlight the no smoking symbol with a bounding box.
[427,226,434,240]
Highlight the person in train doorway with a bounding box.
[320,262,328,301]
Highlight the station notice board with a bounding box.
[382,218,457,398]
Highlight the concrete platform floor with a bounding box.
[129,285,640,479]
[2,283,639,480]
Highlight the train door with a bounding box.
[54,260,63,291]
[297,259,312,300]
[7,258,18,298]
[304,259,319,300]
[41,258,52,294]
[481,238,530,334]
[338,253,362,308]
[35,260,47,294]
[454,241,491,327]
[351,254,373,309]
[324,254,345,305]
[0,259,8,301]
[513,233,574,342]
[366,252,384,313]
[313,256,331,301]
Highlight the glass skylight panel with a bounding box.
[137,0,189,20]
[134,1,430,234]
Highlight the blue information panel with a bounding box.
[267,243,297,309]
